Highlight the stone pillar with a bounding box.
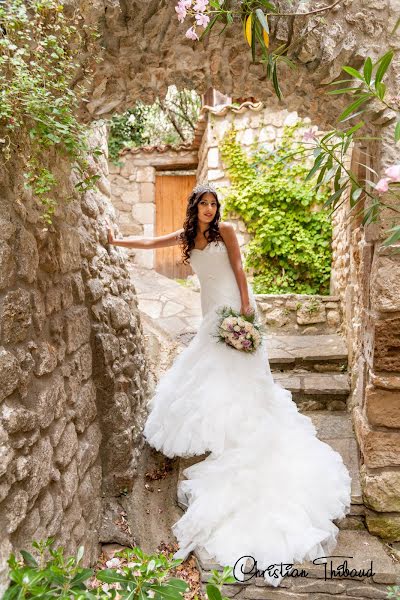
[352,134,400,543]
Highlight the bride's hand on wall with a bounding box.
[106,221,115,245]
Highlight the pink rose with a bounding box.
[375,178,389,194]
[384,164,400,183]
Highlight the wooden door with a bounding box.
[155,173,196,279]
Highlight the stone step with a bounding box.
[272,372,350,411]
[194,530,400,596]
[176,412,362,510]
[267,334,348,371]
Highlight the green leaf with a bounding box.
[70,569,94,587]
[150,579,188,600]
[374,50,393,85]
[20,551,38,568]
[255,9,269,34]
[96,569,129,584]
[338,95,371,122]
[345,121,365,135]
[251,13,257,63]
[342,66,364,80]
[327,87,361,95]
[382,224,400,246]
[351,187,362,203]
[206,583,223,600]
[323,184,348,208]
[375,82,386,100]
[272,62,282,100]
[199,13,220,41]
[390,16,400,35]
[258,1,278,12]
[363,57,372,84]
[395,121,400,143]
[76,546,84,565]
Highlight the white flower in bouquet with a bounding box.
[213,305,267,353]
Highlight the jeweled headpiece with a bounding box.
[192,181,217,196]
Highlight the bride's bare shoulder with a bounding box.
[218,221,236,241]
[218,221,234,232]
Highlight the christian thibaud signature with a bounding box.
[233,555,375,582]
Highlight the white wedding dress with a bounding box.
[142,239,352,587]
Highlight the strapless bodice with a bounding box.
[189,240,256,317]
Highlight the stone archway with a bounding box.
[1,0,399,591]
[83,0,400,540]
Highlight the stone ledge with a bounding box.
[267,335,348,367]
[273,373,350,397]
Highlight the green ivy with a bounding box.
[219,123,333,295]
[0,0,101,224]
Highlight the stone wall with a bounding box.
[0,123,149,591]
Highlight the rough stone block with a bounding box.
[361,464,400,512]
[0,348,21,402]
[0,241,16,291]
[55,422,78,469]
[16,227,39,283]
[58,228,81,273]
[353,406,400,468]
[136,167,155,183]
[373,317,400,371]
[32,341,58,377]
[74,380,97,433]
[365,385,400,428]
[34,372,65,429]
[0,289,31,344]
[132,202,154,224]
[77,422,102,478]
[371,256,400,312]
[64,307,91,354]
[61,459,79,509]
[25,437,53,500]
[4,489,29,533]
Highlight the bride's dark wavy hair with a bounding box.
[179,187,223,265]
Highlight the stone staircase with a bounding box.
[175,331,400,599]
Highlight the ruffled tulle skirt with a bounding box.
[142,306,352,587]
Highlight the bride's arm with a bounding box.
[107,225,184,249]
[219,222,252,312]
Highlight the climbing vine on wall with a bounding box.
[0,0,101,223]
[219,123,333,295]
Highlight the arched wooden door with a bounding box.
[155,172,196,279]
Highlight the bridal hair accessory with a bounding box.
[213,305,267,353]
[192,181,217,196]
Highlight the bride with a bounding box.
[107,181,352,588]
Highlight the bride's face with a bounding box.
[197,192,217,225]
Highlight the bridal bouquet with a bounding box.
[213,305,266,353]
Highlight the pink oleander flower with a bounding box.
[375,178,390,194]
[302,128,317,142]
[175,1,187,22]
[193,0,209,11]
[195,12,210,27]
[185,25,199,39]
[105,558,121,568]
[384,164,400,183]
